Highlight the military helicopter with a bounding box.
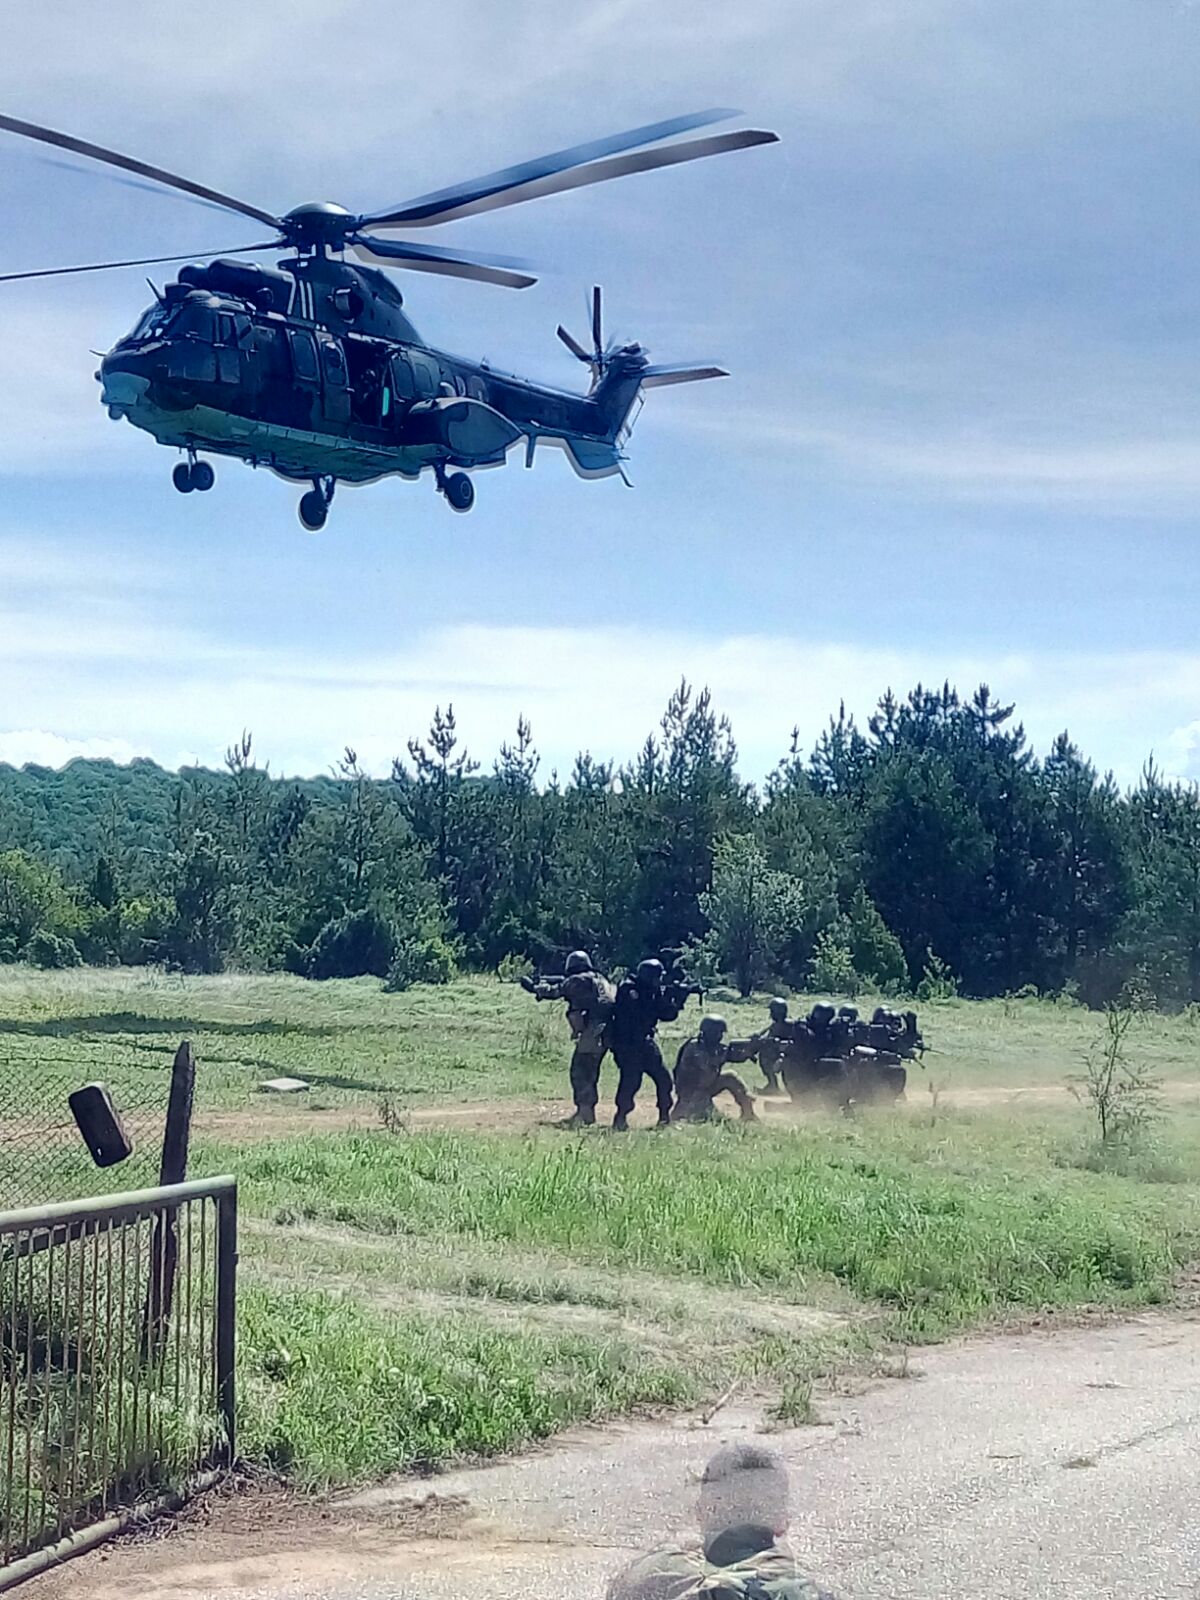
[0,110,777,528]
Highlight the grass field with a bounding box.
[3,967,1200,1488]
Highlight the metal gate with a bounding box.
[0,1176,237,1588]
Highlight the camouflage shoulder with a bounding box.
[606,1545,705,1600]
[724,1548,838,1600]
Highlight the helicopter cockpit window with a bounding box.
[126,304,177,343]
[174,303,217,340]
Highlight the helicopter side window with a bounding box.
[389,352,416,402]
[321,340,348,388]
[288,330,319,383]
[214,313,241,383]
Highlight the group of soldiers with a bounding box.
[522,951,926,1129]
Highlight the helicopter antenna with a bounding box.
[146,277,164,304]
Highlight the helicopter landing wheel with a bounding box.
[173,458,214,493]
[298,489,327,531]
[299,476,335,531]
[444,471,474,513]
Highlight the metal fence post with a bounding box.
[143,1043,196,1359]
[215,1182,238,1467]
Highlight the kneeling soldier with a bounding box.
[673,1015,759,1123]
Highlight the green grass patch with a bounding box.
[6,968,1200,1488]
[221,1121,1199,1337]
[238,1283,691,1488]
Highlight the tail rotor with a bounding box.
[558,284,610,389]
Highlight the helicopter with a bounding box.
[0,109,778,528]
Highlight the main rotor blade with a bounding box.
[360,108,740,228]
[0,242,280,284]
[367,128,779,231]
[557,325,591,362]
[350,235,536,289]
[0,113,279,227]
[640,364,729,387]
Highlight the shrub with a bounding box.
[1070,1004,1162,1148]
[308,910,397,980]
[496,952,534,985]
[808,929,860,997]
[24,930,83,969]
[916,950,959,1001]
[385,933,458,993]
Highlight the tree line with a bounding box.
[0,679,1197,1007]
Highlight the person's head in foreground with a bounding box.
[607,1439,837,1599]
[698,1441,790,1564]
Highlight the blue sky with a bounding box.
[3,0,1200,788]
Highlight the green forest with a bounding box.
[0,678,1196,1008]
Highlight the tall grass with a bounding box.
[228,1123,1197,1337]
[238,1285,690,1487]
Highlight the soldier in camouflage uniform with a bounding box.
[749,997,791,1093]
[607,1441,837,1600]
[672,1016,759,1123]
[522,950,615,1128]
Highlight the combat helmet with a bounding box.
[636,958,665,987]
[768,996,788,1021]
[807,1003,836,1029]
[698,1014,727,1045]
[564,950,593,976]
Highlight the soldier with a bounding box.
[899,1009,925,1059]
[608,958,683,1131]
[522,949,614,1127]
[780,1004,851,1109]
[607,1441,837,1600]
[673,1015,759,1123]
[750,996,791,1093]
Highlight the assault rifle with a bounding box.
[659,946,705,1009]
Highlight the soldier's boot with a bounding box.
[719,1073,758,1123]
[612,1112,630,1132]
[557,1110,595,1130]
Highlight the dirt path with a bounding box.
[194,1074,1200,1145]
[31,1312,1200,1600]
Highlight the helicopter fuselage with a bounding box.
[98,254,643,498]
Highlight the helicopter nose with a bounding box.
[98,357,150,418]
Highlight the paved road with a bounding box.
[38,1313,1200,1600]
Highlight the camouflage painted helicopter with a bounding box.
[0,110,777,528]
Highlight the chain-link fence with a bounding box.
[0,1040,194,1209]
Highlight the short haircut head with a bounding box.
[698,1442,789,1549]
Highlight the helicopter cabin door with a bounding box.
[317,334,351,426]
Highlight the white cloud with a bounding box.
[0,731,137,768]
[0,578,1197,789]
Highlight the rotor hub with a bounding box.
[280,202,358,248]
